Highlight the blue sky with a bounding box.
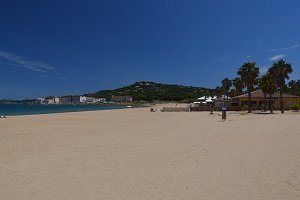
[1,0,300,99]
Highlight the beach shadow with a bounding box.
[252,111,275,115]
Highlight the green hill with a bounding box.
[88,81,212,102]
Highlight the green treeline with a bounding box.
[89,81,213,102]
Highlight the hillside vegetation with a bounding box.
[89,81,212,101]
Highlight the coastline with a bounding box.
[0,103,130,116]
[1,106,300,199]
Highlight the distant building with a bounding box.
[111,95,133,103]
[94,98,106,103]
[38,95,106,104]
[37,98,45,104]
[48,99,55,104]
[79,96,106,103]
[85,97,95,103]
[59,96,81,104]
[53,97,60,104]
[72,96,81,104]
[44,96,57,104]
[80,96,87,103]
[59,96,71,104]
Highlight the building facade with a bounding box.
[59,96,81,104]
[232,90,300,109]
[111,95,133,103]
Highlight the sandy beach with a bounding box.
[1,106,300,199]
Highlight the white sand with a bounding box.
[1,107,300,199]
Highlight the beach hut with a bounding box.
[232,90,300,109]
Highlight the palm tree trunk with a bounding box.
[226,91,229,108]
[264,93,267,111]
[248,90,251,113]
[280,88,284,113]
[269,94,273,114]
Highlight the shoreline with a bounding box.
[0,103,131,117]
[3,105,299,118]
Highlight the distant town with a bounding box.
[0,95,133,105]
[37,95,133,105]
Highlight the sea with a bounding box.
[0,104,127,116]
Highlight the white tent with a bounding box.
[205,97,213,102]
[197,96,207,101]
[219,95,231,100]
[197,96,217,102]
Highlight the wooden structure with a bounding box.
[232,90,300,110]
[162,107,189,112]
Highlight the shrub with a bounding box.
[241,105,248,111]
[291,104,300,112]
[260,104,266,110]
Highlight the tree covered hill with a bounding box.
[88,81,213,101]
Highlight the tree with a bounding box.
[209,89,216,98]
[259,74,276,113]
[237,62,260,113]
[232,77,244,96]
[259,75,269,111]
[230,88,238,97]
[268,59,293,113]
[288,80,298,95]
[221,78,232,100]
[214,86,223,99]
[296,80,300,88]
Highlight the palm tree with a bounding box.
[209,89,216,98]
[232,77,244,96]
[221,78,232,100]
[268,59,293,113]
[267,73,277,113]
[259,74,276,112]
[230,88,238,97]
[215,86,223,99]
[259,75,269,111]
[237,62,260,113]
[288,80,298,95]
[296,80,300,89]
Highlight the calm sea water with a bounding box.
[0,104,126,116]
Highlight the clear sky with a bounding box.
[1,0,300,99]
